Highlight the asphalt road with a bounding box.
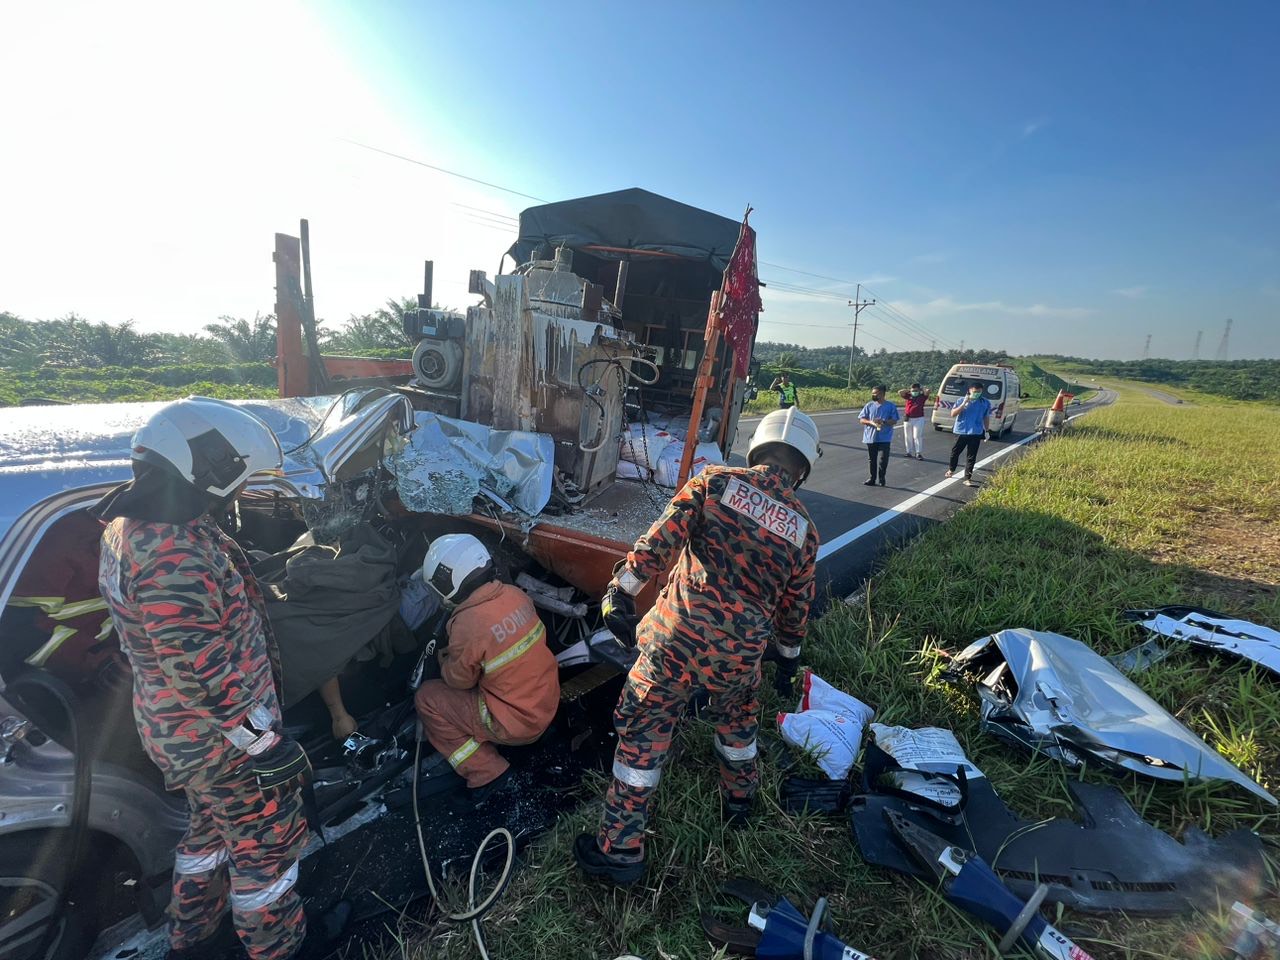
[736,388,1117,610]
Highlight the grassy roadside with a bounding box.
[403,383,1280,960]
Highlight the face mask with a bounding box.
[969,391,981,399]
[910,390,920,397]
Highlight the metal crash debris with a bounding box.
[946,627,1276,804]
[850,725,1268,915]
[1118,606,1280,677]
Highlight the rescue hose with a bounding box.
[6,671,91,960]
[412,739,516,960]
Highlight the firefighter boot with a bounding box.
[288,899,353,960]
[722,795,754,830]
[573,834,645,887]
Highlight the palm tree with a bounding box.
[203,314,277,363]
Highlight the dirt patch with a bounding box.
[1153,513,1280,612]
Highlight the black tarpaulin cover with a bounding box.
[508,188,743,271]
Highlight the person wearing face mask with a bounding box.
[897,383,931,460]
[858,384,900,486]
[946,381,993,486]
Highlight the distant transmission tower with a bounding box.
[1142,334,1152,359]
[1192,330,1202,360]
[1215,319,1232,361]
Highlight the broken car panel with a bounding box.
[947,628,1276,804]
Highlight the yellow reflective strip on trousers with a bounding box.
[49,598,108,621]
[24,626,77,668]
[7,596,66,614]
[483,622,546,674]
[448,738,481,769]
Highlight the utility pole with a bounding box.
[1215,318,1232,361]
[930,339,937,351]
[846,282,876,388]
[1142,334,1152,359]
[1192,330,1202,361]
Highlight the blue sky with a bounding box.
[2,1,1276,359]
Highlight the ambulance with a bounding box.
[930,363,1028,437]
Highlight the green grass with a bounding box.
[0,363,279,406]
[398,383,1280,960]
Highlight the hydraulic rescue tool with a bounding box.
[887,812,1096,960]
[701,877,877,960]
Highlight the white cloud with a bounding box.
[893,296,1093,320]
[1112,285,1149,299]
[1021,117,1049,138]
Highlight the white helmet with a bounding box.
[747,408,821,483]
[421,534,495,603]
[132,397,283,498]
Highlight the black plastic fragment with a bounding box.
[850,778,1265,915]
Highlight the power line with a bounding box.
[341,138,956,353]
[338,138,550,203]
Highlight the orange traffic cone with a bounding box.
[1049,390,1074,413]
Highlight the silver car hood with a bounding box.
[0,392,414,607]
[951,627,1276,805]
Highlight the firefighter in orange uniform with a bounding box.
[414,534,560,802]
[574,408,822,885]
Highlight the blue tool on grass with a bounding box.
[700,877,877,960]
[887,811,1096,960]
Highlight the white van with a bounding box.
[931,363,1027,437]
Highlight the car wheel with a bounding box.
[0,835,97,960]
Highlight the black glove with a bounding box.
[251,735,311,790]
[601,583,639,648]
[773,653,800,699]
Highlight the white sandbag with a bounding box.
[868,724,986,808]
[799,670,872,717]
[778,707,872,780]
[777,671,875,780]
[653,441,724,488]
[619,423,672,470]
[615,459,652,482]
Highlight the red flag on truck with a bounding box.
[720,210,762,378]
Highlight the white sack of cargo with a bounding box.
[619,423,673,470]
[777,670,875,780]
[615,459,652,482]
[653,440,724,488]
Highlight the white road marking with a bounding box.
[819,406,1098,563]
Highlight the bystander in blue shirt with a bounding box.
[952,395,992,435]
[859,399,900,444]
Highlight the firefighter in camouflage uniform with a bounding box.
[93,398,350,960]
[574,407,822,885]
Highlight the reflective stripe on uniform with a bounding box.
[612,760,661,788]
[50,597,108,621]
[715,737,758,763]
[23,626,78,668]
[616,568,646,597]
[478,696,494,731]
[230,861,298,912]
[175,847,229,875]
[448,738,481,769]
[483,622,546,674]
[777,642,801,659]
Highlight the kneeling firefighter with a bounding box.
[92,398,350,960]
[574,407,822,885]
[414,534,560,803]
